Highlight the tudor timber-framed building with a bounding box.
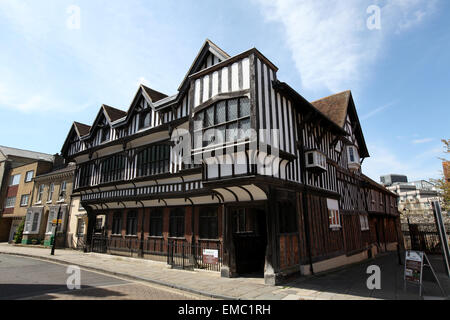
[61,40,401,285]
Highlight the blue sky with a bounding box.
[0,0,448,182]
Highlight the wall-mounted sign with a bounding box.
[203,249,219,265]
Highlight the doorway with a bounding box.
[232,208,267,276]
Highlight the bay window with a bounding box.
[194,97,251,148]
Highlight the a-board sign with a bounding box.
[405,250,424,284]
[203,249,219,265]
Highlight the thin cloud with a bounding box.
[363,143,442,181]
[360,101,396,120]
[412,138,433,144]
[255,0,439,93]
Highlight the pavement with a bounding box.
[1,243,449,300]
[0,255,204,300]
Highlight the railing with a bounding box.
[402,223,450,254]
[89,235,222,271]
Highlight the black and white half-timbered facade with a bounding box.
[61,40,401,285]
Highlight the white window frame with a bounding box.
[24,211,42,235]
[46,207,66,234]
[327,199,341,229]
[360,215,370,231]
[58,181,67,201]
[20,194,30,207]
[25,170,34,183]
[9,174,21,186]
[24,212,33,234]
[46,209,57,234]
[47,183,54,203]
[5,196,16,208]
[36,184,45,203]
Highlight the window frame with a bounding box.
[126,211,138,236]
[47,183,54,203]
[9,174,21,186]
[136,144,170,178]
[169,208,185,238]
[193,97,251,149]
[360,215,370,231]
[138,109,153,131]
[149,208,163,237]
[199,207,219,240]
[100,154,126,184]
[327,199,341,229]
[5,196,16,208]
[20,194,30,207]
[59,181,67,201]
[112,211,123,235]
[36,184,45,203]
[25,170,34,183]
[76,218,86,236]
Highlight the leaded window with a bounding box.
[112,211,122,235]
[149,209,163,237]
[100,154,126,184]
[126,211,138,236]
[194,97,252,148]
[169,208,185,238]
[79,164,91,188]
[136,145,170,178]
[199,207,218,239]
[139,110,152,130]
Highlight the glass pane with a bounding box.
[203,129,216,147]
[228,99,238,121]
[239,98,251,118]
[216,125,226,144]
[227,122,238,142]
[204,106,214,127]
[216,101,226,124]
[238,119,251,139]
[194,112,203,130]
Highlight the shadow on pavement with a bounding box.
[0,284,127,300]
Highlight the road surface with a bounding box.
[0,254,207,300]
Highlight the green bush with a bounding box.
[14,218,25,244]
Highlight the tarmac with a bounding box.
[1,243,449,300]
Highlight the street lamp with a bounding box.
[51,191,65,256]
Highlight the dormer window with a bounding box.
[305,150,327,173]
[347,145,360,171]
[139,110,152,130]
[100,126,110,143]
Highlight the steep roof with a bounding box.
[73,122,91,137]
[102,105,127,122]
[311,91,351,128]
[141,85,168,103]
[178,39,231,91]
[0,145,54,162]
[312,90,369,158]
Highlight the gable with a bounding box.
[312,91,369,158]
[178,39,230,91]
